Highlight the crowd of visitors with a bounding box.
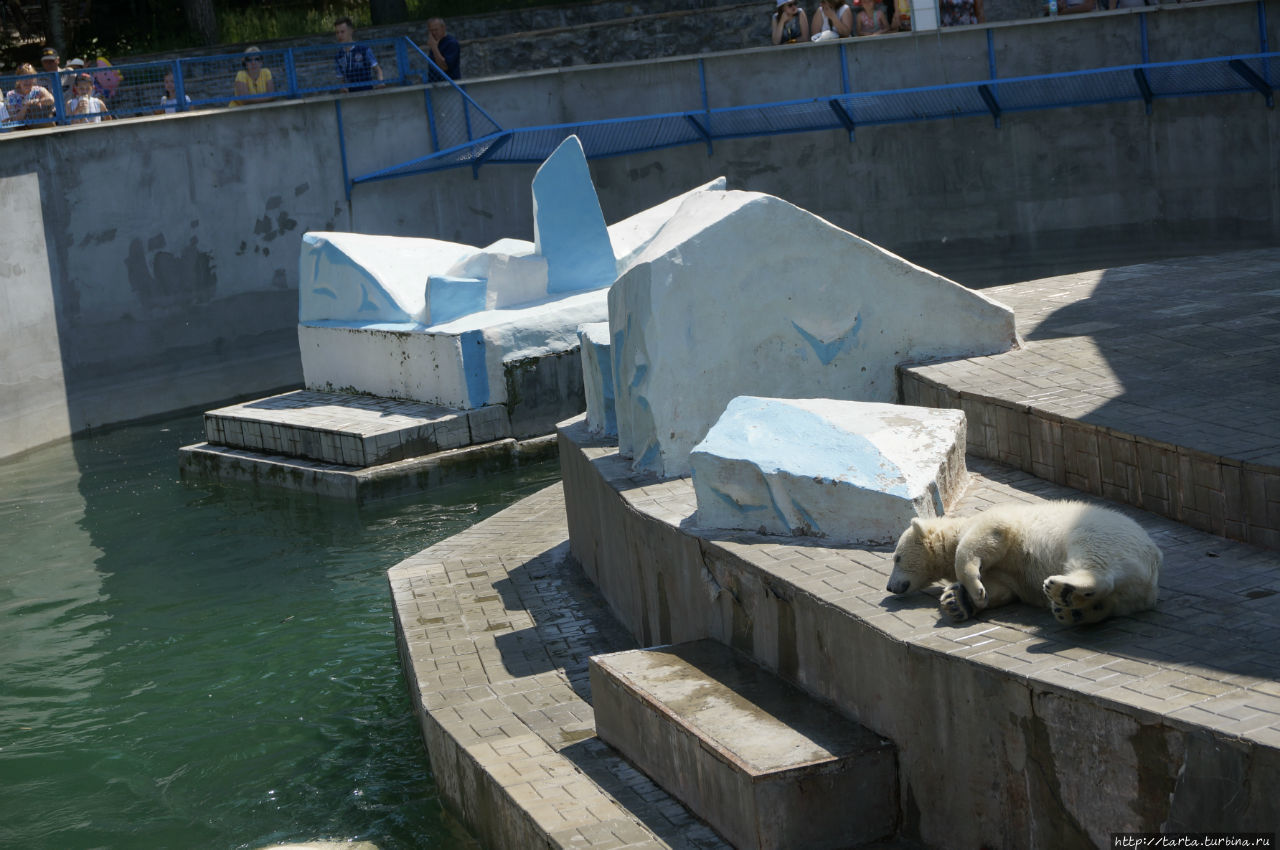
[771,0,914,42]
[1,14,462,132]
[769,0,1157,38]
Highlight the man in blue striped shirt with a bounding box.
[334,17,383,92]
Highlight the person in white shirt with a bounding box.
[67,73,109,124]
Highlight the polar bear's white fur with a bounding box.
[886,501,1161,625]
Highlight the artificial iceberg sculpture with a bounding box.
[607,190,1019,477]
[295,136,724,437]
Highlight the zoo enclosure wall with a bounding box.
[0,0,1276,461]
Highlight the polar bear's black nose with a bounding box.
[887,577,909,595]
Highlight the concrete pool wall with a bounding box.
[3,0,1279,460]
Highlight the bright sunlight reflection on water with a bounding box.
[0,412,560,850]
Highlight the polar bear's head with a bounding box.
[886,517,949,595]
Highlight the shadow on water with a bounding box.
[0,412,559,850]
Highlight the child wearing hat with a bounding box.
[68,73,108,124]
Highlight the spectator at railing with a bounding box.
[811,0,853,41]
[426,17,461,80]
[334,16,383,92]
[231,46,275,106]
[40,47,71,99]
[940,0,984,25]
[856,0,892,34]
[67,73,109,124]
[890,0,912,30]
[771,0,810,44]
[1047,0,1096,13]
[5,64,55,127]
[158,69,192,114]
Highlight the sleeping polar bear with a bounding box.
[886,501,1161,625]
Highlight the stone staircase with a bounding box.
[178,389,556,501]
[591,639,898,850]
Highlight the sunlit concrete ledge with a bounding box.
[389,414,1279,848]
[557,417,1280,848]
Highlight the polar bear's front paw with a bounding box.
[940,582,976,622]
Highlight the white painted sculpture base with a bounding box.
[299,288,608,411]
[690,397,968,544]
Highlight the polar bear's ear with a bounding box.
[910,517,928,537]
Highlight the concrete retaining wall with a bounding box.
[558,418,1280,848]
[3,0,1278,459]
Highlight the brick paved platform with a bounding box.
[389,251,1280,849]
[902,247,1280,548]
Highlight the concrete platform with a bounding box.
[203,390,511,466]
[179,435,556,502]
[181,389,554,501]
[388,250,1280,849]
[591,640,897,850]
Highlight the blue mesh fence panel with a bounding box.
[1143,54,1266,97]
[3,37,1276,174]
[177,49,290,109]
[288,39,406,96]
[1,70,63,128]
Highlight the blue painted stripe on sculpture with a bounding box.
[789,497,823,536]
[637,441,661,470]
[460,330,490,406]
[791,314,862,365]
[761,473,791,531]
[700,480,772,515]
[357,281,380,314]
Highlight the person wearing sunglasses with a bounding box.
[772,0,810,43]
[231,46,275,107]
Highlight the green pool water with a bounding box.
[0,412,561,850]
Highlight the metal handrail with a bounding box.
[0,36,490,131]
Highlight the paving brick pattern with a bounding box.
[390,484,730,850]
[902,248,1280,548]
[391,449,1280,847]
[389,252,1280,847]
[572,436,1280,749]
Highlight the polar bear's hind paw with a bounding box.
[1043,576,1096,607]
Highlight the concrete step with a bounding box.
[203,390,511,467]
[178,433,556,502]
[590,639,897,850]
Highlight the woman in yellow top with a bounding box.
[231,46,274,107]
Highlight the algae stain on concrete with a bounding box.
[125,237,217,306]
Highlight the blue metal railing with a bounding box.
[349,0,1277,184]
[0,36,483,130]
[3,6,1273,193]
[351,50,1279,185]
